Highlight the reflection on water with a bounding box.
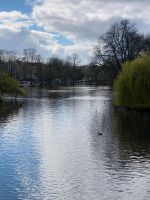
[115,110,150,158]
[0,86,150,200]
[0,102,24,123]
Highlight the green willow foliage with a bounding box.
[114,55,150,109]
[0,73,26,100]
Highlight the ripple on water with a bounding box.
[0,86,150,200]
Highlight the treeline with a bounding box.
[0,49,84,86]
[1,19,150,86]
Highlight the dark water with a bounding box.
[0,86,150,200]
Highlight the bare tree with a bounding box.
[142,35,150,53]
[72,53,81,67]
[92,19,144,69]
[67,53,81,67]
[23,48,37,63]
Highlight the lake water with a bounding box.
[0,86,150,200]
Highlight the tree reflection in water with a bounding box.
[0,101,24,124]
[114,110,150,157]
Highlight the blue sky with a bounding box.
[0,0,150,63]
[0,0,31,13]
[0,0,73,44]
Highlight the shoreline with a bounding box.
[114,105,150,113]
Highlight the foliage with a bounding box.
[114,55,150,109]
[0,72,26,100]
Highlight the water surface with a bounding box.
[0,86,150,200]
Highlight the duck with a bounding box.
[98,132,103,136]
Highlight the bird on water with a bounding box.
[98,132,103,136]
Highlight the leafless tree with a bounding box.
[67,53,81,67]
[23,48,37,63]
[92,19,144,69]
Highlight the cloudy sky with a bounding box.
[0,0,150,63]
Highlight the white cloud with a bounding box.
[0,1,150,63]
[32,0,150,40]
[0,11,29,20]
[0,23,91,63]
[29,0,150,63]
[0,11,32,32]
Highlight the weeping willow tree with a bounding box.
[114,55,150,109]
[0,72,26,101]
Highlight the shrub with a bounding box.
[0,72,26,100]
[114,55,150,109]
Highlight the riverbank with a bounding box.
[114,105,150,113]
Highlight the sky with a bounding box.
[0,0,150,64]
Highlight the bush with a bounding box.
[114,55,150,109]
[0,72,26,100]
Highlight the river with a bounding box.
[0,86,150,200]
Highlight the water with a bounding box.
[0,86,150,200]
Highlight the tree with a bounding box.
[66,53,82,84]
[92,19,144,69]
[0,73,26,101]
[114,55,150,109]
[142,35,150,53]
[23,48,37,63]
[70,53,81,67]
